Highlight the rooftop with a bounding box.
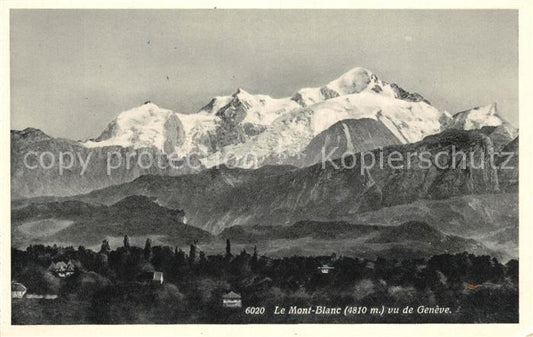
[222,291,241,299]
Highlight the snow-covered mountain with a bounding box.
[85,102,186,153]
[11,66,518,198]
[201,90,448,168]
[292,67,429,106]
[449,103,505,130]
[77,67,512,169]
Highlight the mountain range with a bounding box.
[10,66,519,260]
[11,66,514,199]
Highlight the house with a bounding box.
[49,260,76,278]
[136,271,164,285]
[152,271,164,284]
[317,264,335,274]
[11,281,27,298]
[222,291,242,308]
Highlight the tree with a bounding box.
[506,259,518,283]
[199,251,207,271]
[123,235,130,249]
[175,248,186,267]
[251,246,258,271]
[225,239,232,258]
[144,238,152,261]
[189,244,197,265]
[100,240,111,255]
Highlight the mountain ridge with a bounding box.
[17,128,517,234]
[11,66,516,198]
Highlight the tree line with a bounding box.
[11,236,518,324]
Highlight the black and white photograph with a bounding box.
[1,3,532,335]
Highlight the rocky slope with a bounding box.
[301,118,402,166]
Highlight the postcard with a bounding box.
[1,2,532,337]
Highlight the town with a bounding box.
[10,235,518,324]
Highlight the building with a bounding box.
[48,260,76,278]
[11,281,27,298]
[152,271,164,284]
[136,271,164,285]
[317,264,335,274]
[222,291,242,308]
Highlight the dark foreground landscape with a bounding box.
[11,241,518,324]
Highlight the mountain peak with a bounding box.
[233,87,250,96]
[231,88,257,105]
[84,102,185,153]
[139,101,160,109]
[325,67,374,95]
[450,103,504,130]
[453,103,498,118]
[199,89,257,115]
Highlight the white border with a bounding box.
[1,2,531,337]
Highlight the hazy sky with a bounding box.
[11,9,518,140]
